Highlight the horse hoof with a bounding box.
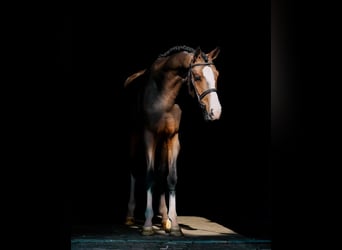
[170,227,183,236]
[141,226,154,236]
[162,219,172,232]
[125,217,135,226]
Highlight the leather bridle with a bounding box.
[188,62,217,103]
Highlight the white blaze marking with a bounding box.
[202,66,222,119]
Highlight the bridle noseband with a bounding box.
[188,62,217,102]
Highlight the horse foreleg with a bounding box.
[142,130,156,236]
[159,193,171,231]
[158,142,171,231]
[167,133,183,236]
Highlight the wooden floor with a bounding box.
[71,216,271,250]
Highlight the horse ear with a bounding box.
[207,47,220,61]
[192,46,202,63]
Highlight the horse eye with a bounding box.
[194,75,201,81]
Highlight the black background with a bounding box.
[48,1,271,245]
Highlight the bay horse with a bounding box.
[123,45,222,236]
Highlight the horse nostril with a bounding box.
[210,108,221,120]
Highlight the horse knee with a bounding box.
[167,175,177,190]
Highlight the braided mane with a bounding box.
[158,45,195,57]
[158,45,209,62]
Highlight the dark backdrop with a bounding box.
[52,2,271,241]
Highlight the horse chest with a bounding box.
[146,106,181,136]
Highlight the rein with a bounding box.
[188,62,217,102]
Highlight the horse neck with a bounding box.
[149,54,190,108]
[163,72,184,98]
[144,72,184,112]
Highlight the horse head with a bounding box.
[187,47,222,121]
